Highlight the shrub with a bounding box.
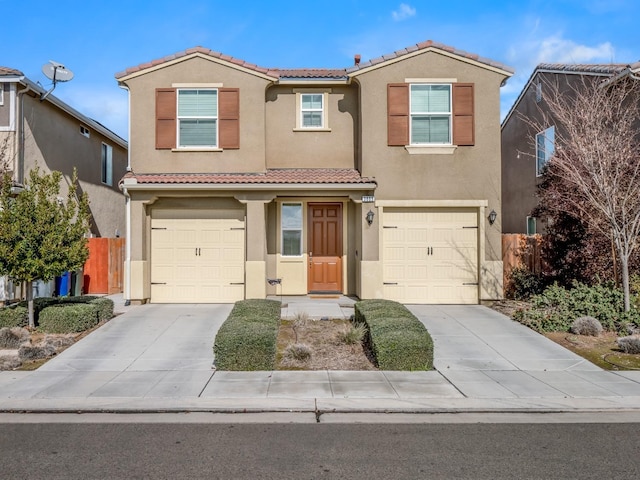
[213,299,281,371]
[59,296,114,322]
[616,336,640,354]
[507,266,546,300]
[337,322,367,345]
[18,342,56,360]
[355,299,433,370]
[38,303,100,333]
[570,316,603,336]
[0,305,28,328]
[284,343,312,361]
[514,281,640,333]
[0,327,29,349]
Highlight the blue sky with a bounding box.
[3,0,637,140]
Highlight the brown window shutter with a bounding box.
[156,88,176,149]
[452,83,474,146]
[219,88,240,149]
[387,83,409,146]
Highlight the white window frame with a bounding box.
[101,143,113,186]
[0,83,4,106]
[409,83,452,145]
[281,203,303,257]
[535,81,542,103]
[536,126,555,176]
[80,125,90,138]
[526,216,537,235]
[294,89,331,131]
[177,88,218,149]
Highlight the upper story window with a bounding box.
[281,203,303,256]
[535,81,542,103]
[0,83,4,106]
[387,82,474,151]
[294,89,330,131]
[536,126,555,176]
[410,84,452,144]
[301,94,324,128]
[526,216,537,235]
[101,143,113,186]
[177,89,218,148]
[80,125,90,138]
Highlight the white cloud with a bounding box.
[535,35,615,64]
[392,3,416,22]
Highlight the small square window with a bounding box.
[80,125,90,138]
[301,93,324,128]
[526,216,537,235]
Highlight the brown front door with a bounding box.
[308,203,342,293]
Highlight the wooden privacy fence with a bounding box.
[83,238,125,294]
[502,234,544,289]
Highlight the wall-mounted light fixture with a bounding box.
[366,210,375,226]
[488,209,497,225]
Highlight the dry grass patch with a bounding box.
[546,331,640,370]
[276,318,376,371]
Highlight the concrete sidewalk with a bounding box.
[1,297,640,413]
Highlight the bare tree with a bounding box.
[528,75,640,311]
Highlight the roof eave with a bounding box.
[120,181,377,191]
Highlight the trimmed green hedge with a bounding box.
[0,305,28,328]
[355,299,433,370]
[38,303,100,333]
[213,299,281,371]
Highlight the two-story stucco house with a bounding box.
[116,40,513,305]
[0,67,128,238]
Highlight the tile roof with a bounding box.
[537,63,630,75]
[122,168,376,186]
[115,40,514,80]
[0,67,23,76]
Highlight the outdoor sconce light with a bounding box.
[488,209,497,225]
[366,210,375,226]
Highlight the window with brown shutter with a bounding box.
[452,83,474,146]
[219,88,240,149]
[387,84,409,146]
[156,88,176,149]
[387,82,475,147]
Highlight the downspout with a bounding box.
[119,83,132,306]
[16,81,32,185]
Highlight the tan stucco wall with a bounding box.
[122,56,271,174]
[20,93,127,238]
[265,85,357,169]
[356,50,508,263]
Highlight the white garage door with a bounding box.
[151,209,245,303]
[383,207,478,304]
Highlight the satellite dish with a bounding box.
[40,60,74,101]
[42,61,74,82]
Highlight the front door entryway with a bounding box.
[307,203,342,293]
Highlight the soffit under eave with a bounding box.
[347,47,514,80]
[116,52,278,84]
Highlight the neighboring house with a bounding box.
[0,66,128,300]
[116,40,513,305]
[501,62,640,235]
[0,67,128,237]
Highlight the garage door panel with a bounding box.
[151,212,245,303]
[382,207,479,304]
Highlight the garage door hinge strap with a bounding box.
[230,228,245,230]
[230,282,245,285]
[383,226,397,229]
[151,282,167,285]
[463,282,479,285]
[152,227,167,230]
[383,282,398,285]
[462,226,478,229]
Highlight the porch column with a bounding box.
[236,194,275,299]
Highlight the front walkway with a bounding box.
[1,296,640,413]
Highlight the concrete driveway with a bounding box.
[2,298,640,412]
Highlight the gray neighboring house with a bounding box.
[0,66,128,300]
[501,62,640,235]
